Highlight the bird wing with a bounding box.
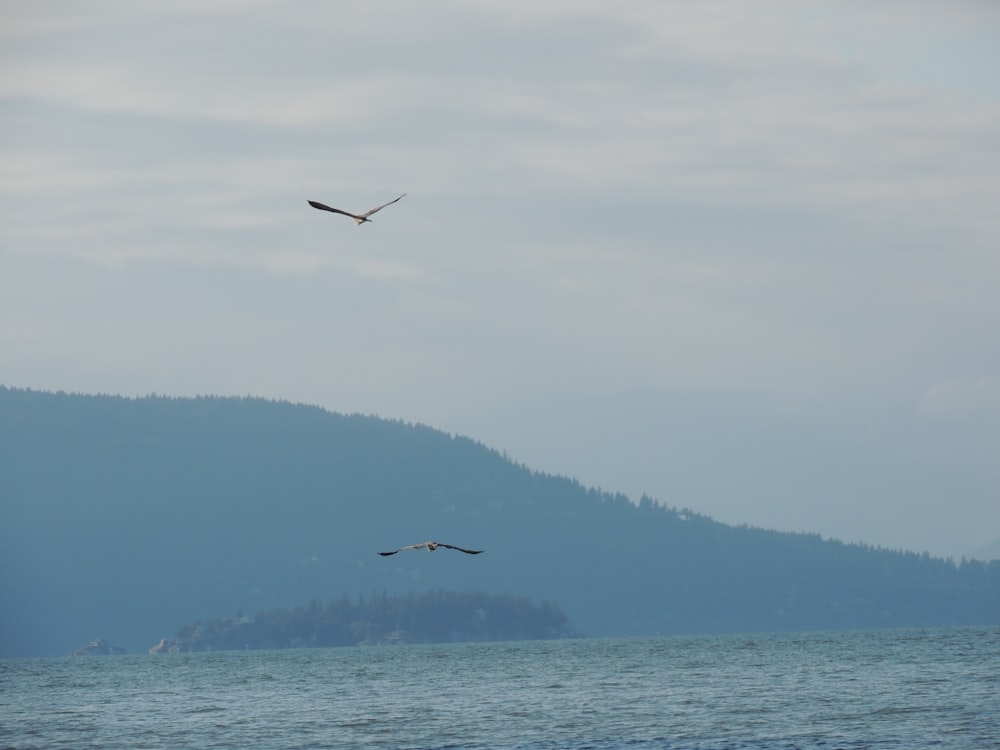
[308,200,364,221]
[360,193,406,218]
[439,543,484,555]
[377,542,428,556]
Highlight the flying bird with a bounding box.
[378,541,484,556]
[307,193,406,224]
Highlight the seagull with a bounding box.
[307,193,406,225]
[378,541,484,556]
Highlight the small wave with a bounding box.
[185,705,227,714]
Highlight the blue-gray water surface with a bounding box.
[1,627,997,749]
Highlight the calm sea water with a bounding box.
[1,627,997,749]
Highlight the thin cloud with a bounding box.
[917,377,1000,423]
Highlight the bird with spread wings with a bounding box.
[307,193,406,224]
[378,541,484,556]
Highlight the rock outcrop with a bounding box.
[148,638,180,654]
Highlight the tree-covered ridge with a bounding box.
[1,386,999,657]
[152,591,578,652]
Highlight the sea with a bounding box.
[1,626,997,750]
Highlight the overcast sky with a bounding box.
[2,1,999,559]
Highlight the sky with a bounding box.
[2,1,999,560]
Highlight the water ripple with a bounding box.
[1,627,997,749]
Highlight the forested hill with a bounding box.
[2,387,998,657]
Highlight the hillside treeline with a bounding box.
[1,387,998,657]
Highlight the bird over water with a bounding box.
[307,193,406,224]
[378,541,484,556]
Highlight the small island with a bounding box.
[151,590,578,653]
